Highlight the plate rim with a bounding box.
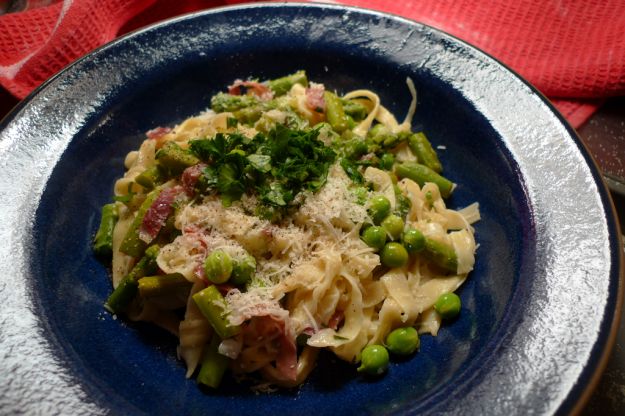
[0,2,623,414]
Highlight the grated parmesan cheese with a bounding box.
[298,164,368,227]
[226,287,290,326]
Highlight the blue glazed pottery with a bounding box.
[0,3,622,415]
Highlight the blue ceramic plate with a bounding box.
[0,3,622,415]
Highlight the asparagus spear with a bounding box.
[197,335,230,388]
[408,132,443,173]
[93,203,118,258]
[394,161,454,198]
[138,273,191,298]
[324,91,349,133]
[423,237,458,273]
[135,166,164,190]
[211,92,258,112]
[233,106,264,124]
[119,188,162,257]
[369,124,392,144]
[105,277,137,315]
[105,245,160,314]
[267,70,308,96]
[156,141,200,176]
[342,99,368,122]
[193,285,241,339]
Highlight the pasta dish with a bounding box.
[93,71,480,389]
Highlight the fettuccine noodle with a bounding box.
[96,71,479,390]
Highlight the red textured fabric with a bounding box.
[0,0,155,98]
[1,0,624,128]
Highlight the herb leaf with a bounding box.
[188,125,336,212]
[247,154,272,173]
[340,158,363,184]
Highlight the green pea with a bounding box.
[381,214,404,240]
[204,250,233,284]
[379,153,395,170]
[434,293,461,320]
[230,254,256,286]
[361,226,387,250]
[386,327,420,356]
[380,242,409,268]
[402,228,425,253]
[357,344,389,376]
[368,195,391,224]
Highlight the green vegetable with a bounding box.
[204,251,234,284]
[424,237,458,273]
[157,210,180,242]
[137,273,191,298]
[226,117,238,128]
[156,141,200,176]
[368,195,391,224]
[324,91,349,133]
[434,293,461,320]
[189,125,335,212]
[113,186,136,205]
[119,188,162,257]
[369,124,403,149]
[361,226,387,250]
[193,285,241,339]
[425,190,434,208]
[340,158,363,184]
[342,99,368,122]
[402,228,425,253]
[141,244,162,264]
[246,154,272,173]
[381,214,404,240]
[260,125,336,199]
[189,132,247,163]
[267,70,308,96]
[197,335,230,388]
[408,132,443,173]
[394,185,412,219]
[135,166,164,190]
[230,254,256,286]
[379,153,395,170]
[340,137,369,159]
[245,274,267,290]
[105,245,160,314]
[218,163,246,206]
[352,186,369,205]
[93,203,118,258]
[105,277,138,315]
[386,327,420,355]
[233,106,264,124]
[211,92,258,112]
[357,345,389,375]
[380,242,409,268]
[368,124,390,143]
[394,161,454,198]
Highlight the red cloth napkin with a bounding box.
[1,0,624,128]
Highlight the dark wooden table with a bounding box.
[577,97,625,415]
[1,88,624,413]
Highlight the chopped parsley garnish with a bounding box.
[189,125,336,212]
[340,158,363,184]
